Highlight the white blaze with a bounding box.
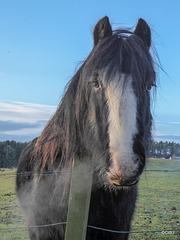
[106,74,138,179]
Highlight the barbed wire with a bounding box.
[0,238,29,240]
[0,169,180,177]
[0,222,66,231]
[145,169,180,172]
[0,221,179,235]
[87,225,180,234]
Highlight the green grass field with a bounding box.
[0,159,179,239]
[131,158,180,239]
[0,169,29,239]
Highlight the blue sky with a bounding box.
[0,0,180,142]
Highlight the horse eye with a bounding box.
[93,81,101,89]
[146,82,156,91]
[146,85,152,91]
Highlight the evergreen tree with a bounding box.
[4,145,16,168]
[0,142,6,168]
[0,141,28,168]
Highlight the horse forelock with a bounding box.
[88,30,156,92]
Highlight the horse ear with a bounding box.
[134,18,151,48]
[93,16,112,46]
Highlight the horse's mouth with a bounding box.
[113,175,140,187]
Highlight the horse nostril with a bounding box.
[110,178,121,186]
[108,170,122,186]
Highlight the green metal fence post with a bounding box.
[65,156,93,240]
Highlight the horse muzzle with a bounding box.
[107,168,141,187]
[112,175,140,187]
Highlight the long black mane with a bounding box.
[33,27,156,176]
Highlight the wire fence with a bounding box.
[0,169,180,177]
[0,167,180,239]
[0,222,179,235]
[0,222,179,240]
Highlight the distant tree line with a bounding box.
[0,140,180,168]
[149,140,180,158]
[0,141,28,168]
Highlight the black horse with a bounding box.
[16,16,156,240]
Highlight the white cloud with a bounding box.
[0,100,57,141]
[2,126,44,136]
[0,100,57,123]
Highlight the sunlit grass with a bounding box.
[131,158,180,239]
[0,169,28,239]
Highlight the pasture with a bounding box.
[0,158,179,239]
